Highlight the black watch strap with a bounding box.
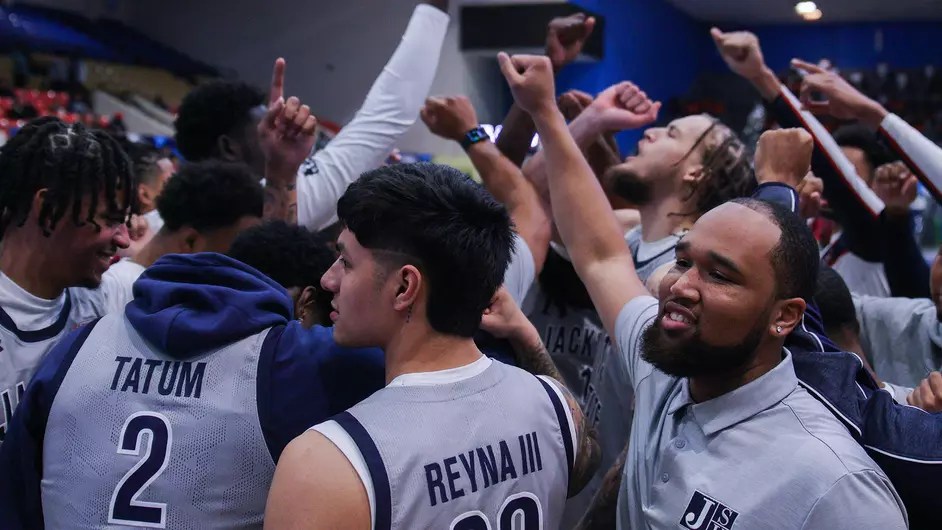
[459,126,490,149]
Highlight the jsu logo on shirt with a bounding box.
[680,490,739,530]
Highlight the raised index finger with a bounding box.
[269,57,286,105]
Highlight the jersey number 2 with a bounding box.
[450,492,543,530]
[108,411,173,528]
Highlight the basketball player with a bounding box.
[229,220,337,328]
[0,118,134,443]
[0,251,386,528]
[503,51,906,529]
[96,160,265,314]
[174,0,449,230]
[264,163,600,529]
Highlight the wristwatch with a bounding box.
[459,126,490,150]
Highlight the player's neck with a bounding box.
[638,196,695,242]
[687,341,784,403]
[0,232,67,300]
[383,327,483,385]
[134,233,173,269]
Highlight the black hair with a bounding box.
[122,141,165,187]
[681,115,757,216]
[337,162,514,337]
[833,124,894,178]
[174,81,265,161]
[729,197,819,300]
[814,265,859,334]
[228,220,337,323]
[0,116,135,239]
[156,160,263,232]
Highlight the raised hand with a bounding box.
[587,81,661,132]
[710,27,767,80]
[545,13,596,71]
[797,172,824,219]
[791,58,888,126]
[907,372,942,413]
[480,287,530,340]
[497,53,557,117]
[420,95,479,142]
[258,58,318,177]
[557,89,594,122]
[754,128,814,188]
[872,160,918,216]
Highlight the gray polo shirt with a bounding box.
[614,296,907,530]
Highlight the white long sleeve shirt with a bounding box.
[296,4,449,231]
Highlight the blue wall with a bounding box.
[749,22,942,71]
[556,0,712,149]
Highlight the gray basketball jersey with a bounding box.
[0,288,101,442]
[41,313,276,529]
[624,226,682,283]
[325,361,573,530]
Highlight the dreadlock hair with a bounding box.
[676,115,757,217]
[0,117,136,240]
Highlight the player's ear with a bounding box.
[216,135,242,162]
[771,296,806,337]
[392,264,422,312]
[177,226,200,253]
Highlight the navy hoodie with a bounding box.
[0,253,385,529]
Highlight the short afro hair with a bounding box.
[228,221,337,323]
[833,124,894,178]
[156,160,263,233]
[729,197,820,301]
[174,81,265,162]
[815,265,859,334]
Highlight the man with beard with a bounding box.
[500,52,907,529]
[521,82,756,283]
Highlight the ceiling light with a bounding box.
[801,8,823,21]
[795,1,818,15]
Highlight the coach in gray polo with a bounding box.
[507,60,907,529]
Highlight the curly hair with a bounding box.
[677,116,757,216]
[228,220,337,324]
[174,81,265,161]
[0,117,136,239]
[156,160,263,232]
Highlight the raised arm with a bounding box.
[259,58,318,225]
[871,161,930,298]
[296,2,449,230]
[711,29,887,260]
[421,95,552,271]
[498,53,650,335]
[496,13,596,166]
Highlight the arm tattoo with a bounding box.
[574,442,628,530]
[513,337,564,383]
[264,180,298,225]
[565,388,601,498]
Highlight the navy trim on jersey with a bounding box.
[256,324,285,462]
[537,377,574,483]
[334,411,392,530]
[36,317,99,455]
[0,290,72,343]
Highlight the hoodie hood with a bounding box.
[127,252,293,358]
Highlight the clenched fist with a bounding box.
[710,27,766,81]
[420,95,479,143]
[754,128,814,188]
[497,52,557,117]
[872,160,917,217]
[545,13,596,71]
[586,81,661,133]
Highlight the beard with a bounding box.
[640,313,767,378]
[604,165,653,206]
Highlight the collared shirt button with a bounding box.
[675,439,686,449]
[661,473,670,483]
